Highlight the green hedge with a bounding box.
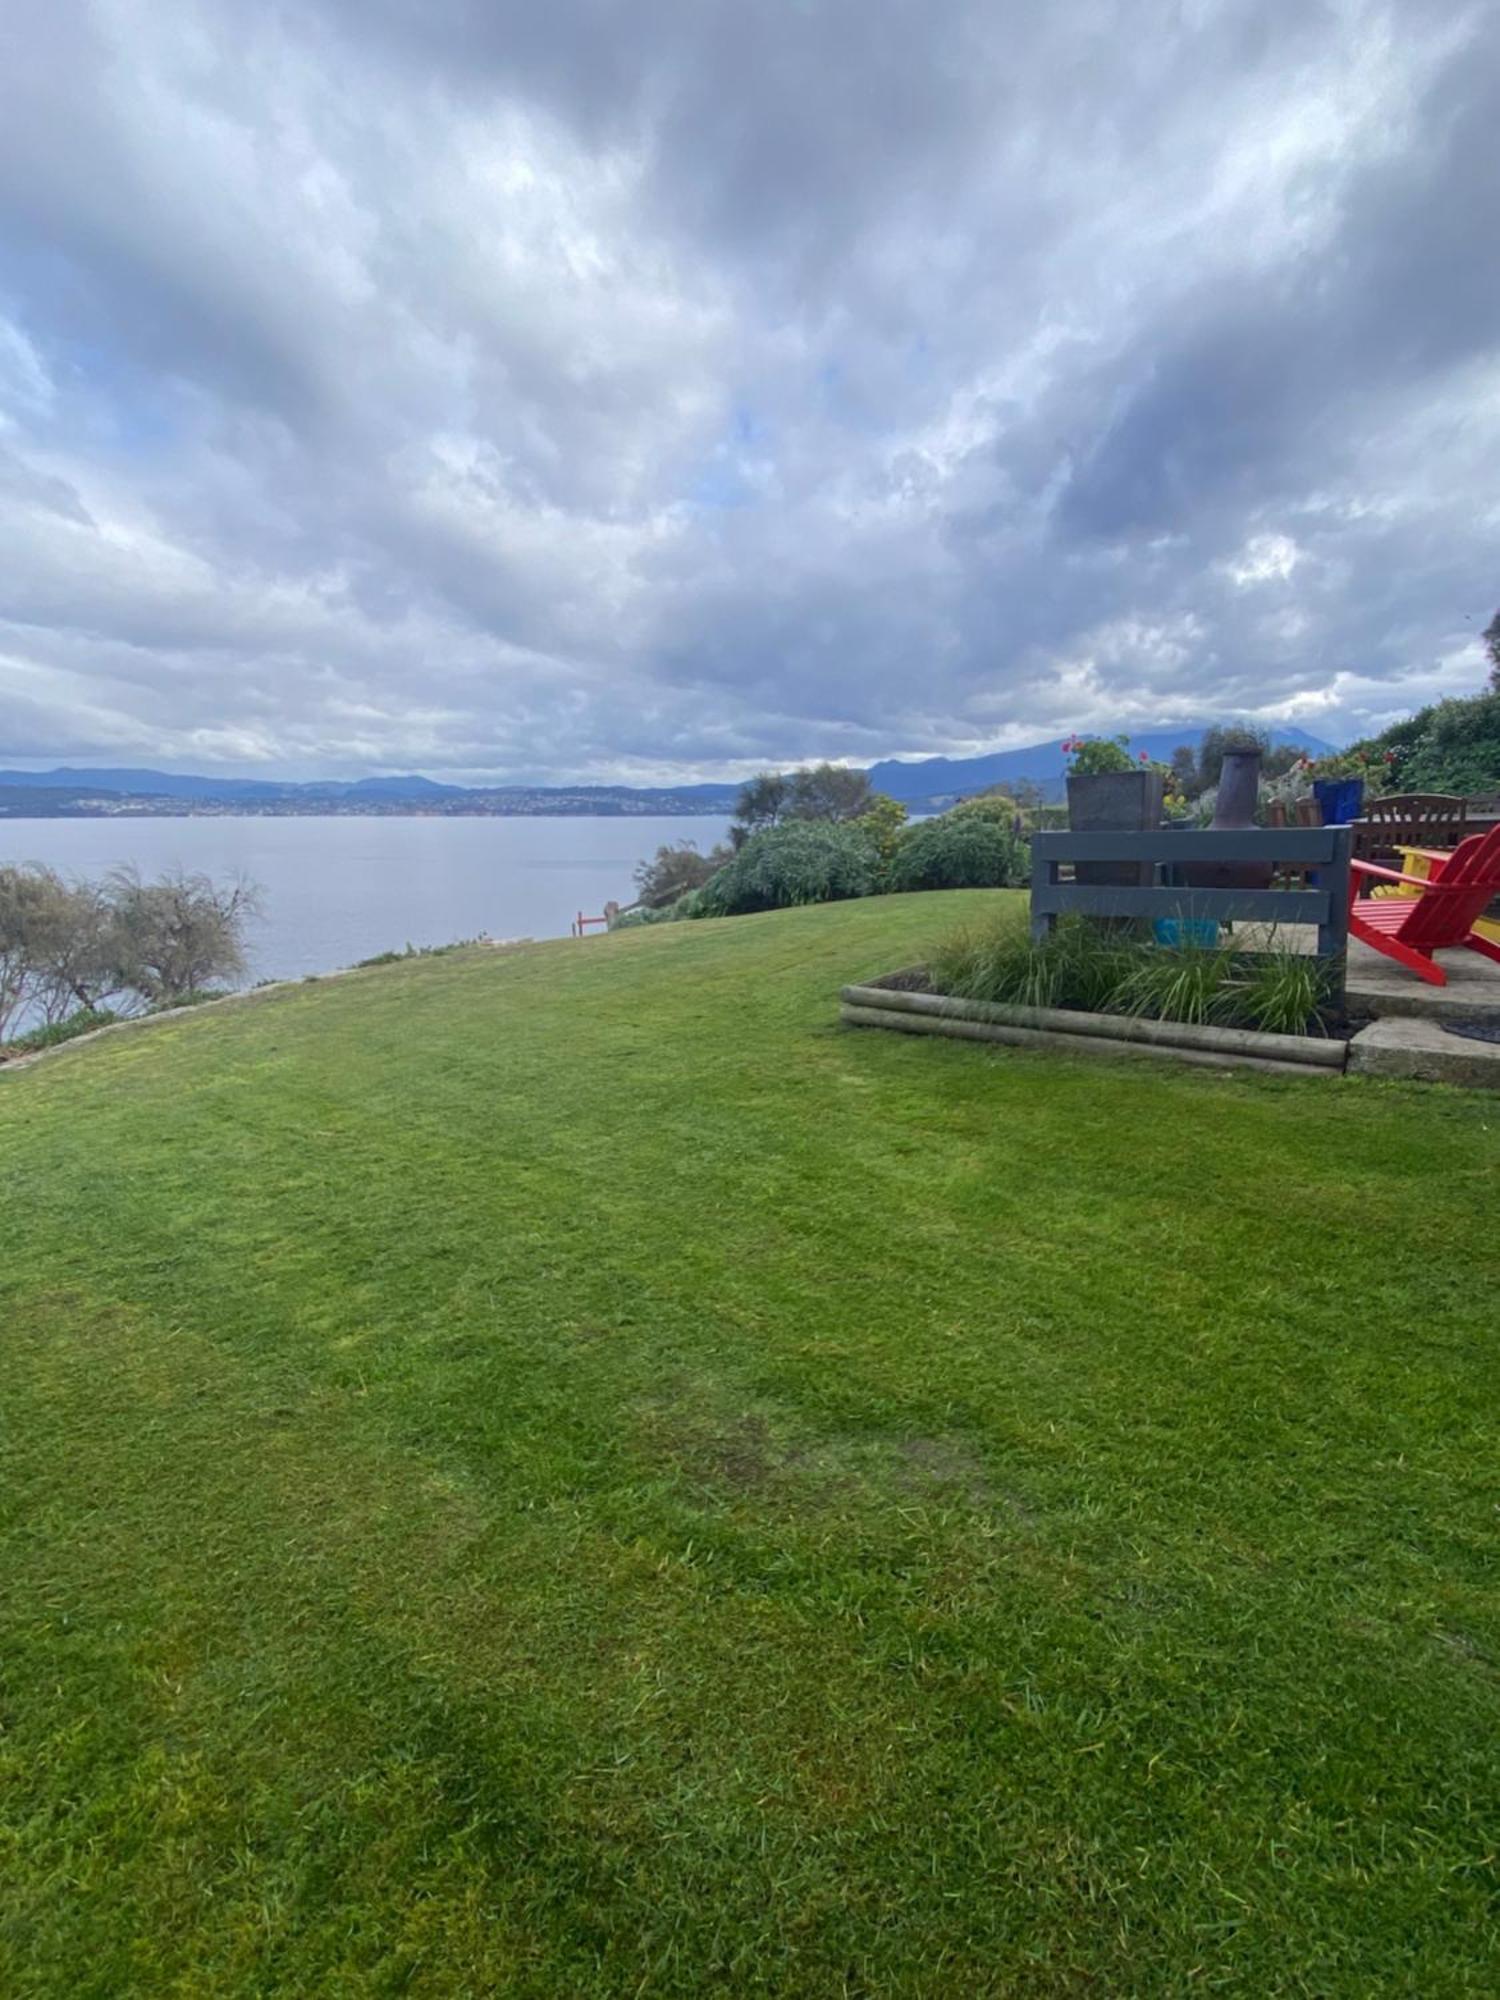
[886,815,1025,892]
[695,822,880,917]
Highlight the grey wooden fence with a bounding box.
[1029,827,1352,963]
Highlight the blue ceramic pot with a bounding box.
[1313,776,1364,825]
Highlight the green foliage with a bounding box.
[931,910,1333,1035]
[1061,732,1137,775]
[732,770,791,835]
[2,892,1498,1993]
[931,911,1134,1012]
[633,839,733,910]
[2,862,259,1040]
[1110,934,1241,1026]
[784,762,872,823]
[1229,949,1332,1037]
[1196,724,1270,790]
[731,763,873,847]
[1484,609,1500,692]
[946,789,1020,827]
[694,820,879,916]
[886,815,1025,892]
[852,791,907,864]
[1344,689,1500,797]
[610,891,706,930]
[1,1006,119,1057]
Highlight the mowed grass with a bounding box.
[2,891,1498,1997]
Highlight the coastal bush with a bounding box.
[634,839,732,909]
[694,821,879,916]
[0,1006,120,1059]
[611,892,706,930]
[946,789,1021,828]
[887,815,1024,892]
[0,862,260,1042]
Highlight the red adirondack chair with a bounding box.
[1348,825,1500,985]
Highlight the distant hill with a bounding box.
[868,726,1338,805]
[0,766,741,817]
[0,730,1337,816]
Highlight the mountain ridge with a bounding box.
[0,727,1339,815]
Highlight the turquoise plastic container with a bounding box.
[1153,917,1221,949]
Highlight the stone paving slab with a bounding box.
[1347,1015,1500,1088]
[1237,923,1500,1023]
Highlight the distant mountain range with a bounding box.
[0,727,1338,818]
[869,727,1337,805]
[0,768,741,818]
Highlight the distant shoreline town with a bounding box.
[0,729,1336,821]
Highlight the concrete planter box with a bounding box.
[1066,770,1163,891]
[840,974,1348,1077]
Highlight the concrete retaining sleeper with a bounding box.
[840,980,1349,1075]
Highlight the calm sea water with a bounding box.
[0,814,728,987]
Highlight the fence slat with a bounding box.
[1027,827,1353,981]
[1032,829,1341,863]
[1030,885,1330,924]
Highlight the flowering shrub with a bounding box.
[1294,748,1396,799]
[1061,733,1146,776]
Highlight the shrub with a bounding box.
[852,792,908,865]
[611,892,706,930]
[887,816,1025,892]
[1062,733,1139,776]
[1,1006,119,1058]
[695,821,879,917]
[1346,690,1500,797]
[633,839,732,910]
[947,790,1020,828]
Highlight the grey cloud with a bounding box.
[0,0,1495,782]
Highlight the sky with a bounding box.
[0,0,1496,784]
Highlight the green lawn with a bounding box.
[3,891,1498,1996]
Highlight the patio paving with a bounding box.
[1345,936,1500,1022]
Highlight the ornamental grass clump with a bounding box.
[1110,933,1241,1027]
[928,912,1135,1012]
[1225,947,1333,1036]
[928,910,1334,1036]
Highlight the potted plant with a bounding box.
[1062,734,1164,893]
[1301,747,1396,824]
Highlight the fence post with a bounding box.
[1030,837,1056,943]
[1318,827,1352,993]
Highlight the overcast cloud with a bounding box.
[0,0,1496,781]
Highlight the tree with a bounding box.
[633,839,732,910]
[1197,724,1270,790]
[785,762,872,822]
[732,772,791,840]
[1484,608,1500,692]
[0,866,50,1041]
[21,869,120,1021]
[106,868,259,1006]
[1169,745,1199,796]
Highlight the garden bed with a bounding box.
[841,968,1351,1075]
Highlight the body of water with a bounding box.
[0,814,728,987]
